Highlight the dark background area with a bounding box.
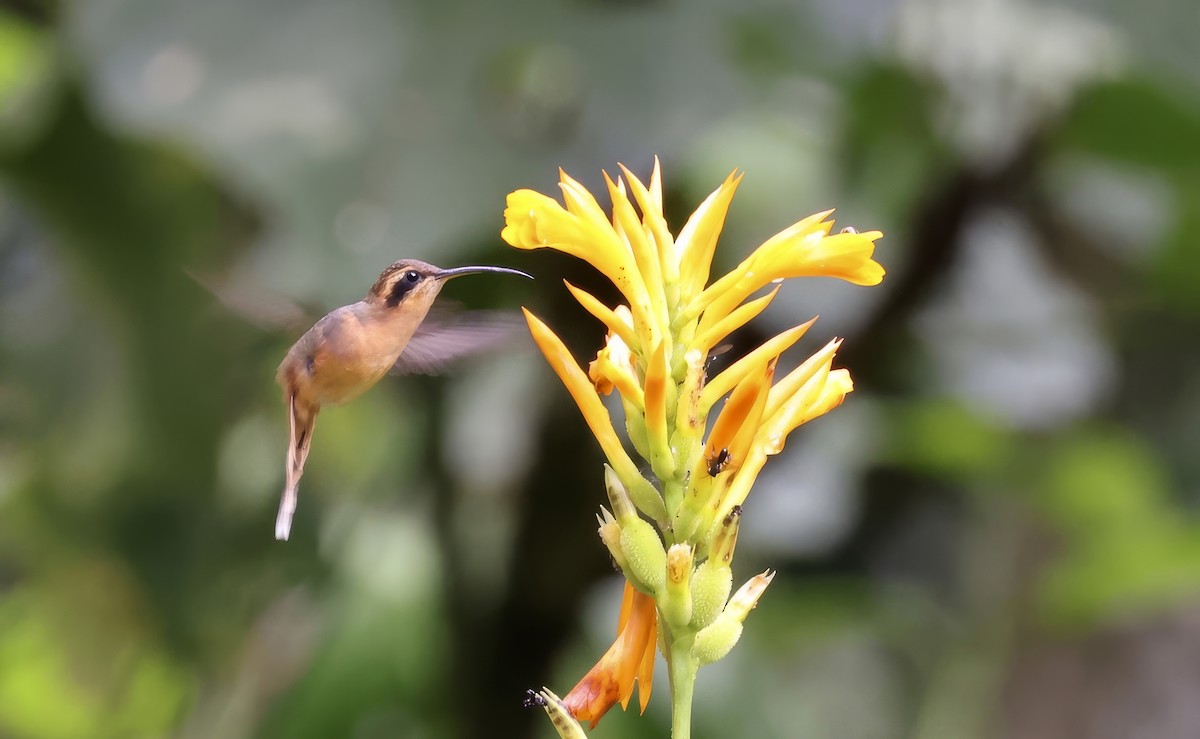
[1,0,1199,737]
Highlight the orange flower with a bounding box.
[562,581,657,728]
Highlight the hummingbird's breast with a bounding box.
[278,303,421,406]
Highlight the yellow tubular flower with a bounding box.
[617,162,676,286]
[564,281,638,349]
[523,309,665,522]
[588,309,645,409]
[691,211,884,333]
[643,340,674,480]
[691,285,780,356]
[606,173,669,334]
[701,319,816,412]
[763,338,842,421]
[674,171,743,302]
[503,176,657,348]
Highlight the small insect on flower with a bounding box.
[707,448,731,477]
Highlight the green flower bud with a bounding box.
[693,618,743,666]
[619,516,667,595]
[606,464,667,525]
[689,559,732,629]
[663,544,694,628]
[692,569,774,665]
[623,395,650,460]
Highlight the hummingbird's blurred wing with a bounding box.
[188,269,314,333]
[390,310,527,376]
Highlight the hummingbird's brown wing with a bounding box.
[389,310,527,376]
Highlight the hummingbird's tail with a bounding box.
[277,395,317,541]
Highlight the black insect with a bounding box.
[707,447,731,477]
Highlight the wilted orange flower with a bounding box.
[561,581,657,728]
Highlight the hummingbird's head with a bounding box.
[366,259,532,310]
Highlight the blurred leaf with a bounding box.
[1036,427,1169,536]
[724,9,802,81]
[839,63,946,217]
[1150,186,1200,314]
[887,400,1013,482]
[1033,428,1200,627]
[0,589,190,739]
[0,8,57,151]
[1057,77,1200,177]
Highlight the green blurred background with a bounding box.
[1,0,1199,737]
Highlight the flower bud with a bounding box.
[619,516,667,596]
[662,544,694,628]
[524,688,588,739]
[622,396,651,460]
[692,570,774,665]
[688,559,732,630]
[596,508,628,573]
[606,464,667,525]
[693,617,742,666]
[604,465,638,524]
[709,505,742,566]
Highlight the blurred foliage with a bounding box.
[0,0,1198,738]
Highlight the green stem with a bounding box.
[667,631,698,739]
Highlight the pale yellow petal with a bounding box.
[691,285,780,355]
[763,337,842,421]
[564,281,638,349]
[618,162,677,285]
[676,171,743,302]
[523,309,648,495]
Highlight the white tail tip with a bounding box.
[275,488,296,541]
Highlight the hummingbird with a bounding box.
[274,259,532,541]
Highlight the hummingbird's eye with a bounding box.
[384,269,425,307]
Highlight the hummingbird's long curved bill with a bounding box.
[434,265,533,281]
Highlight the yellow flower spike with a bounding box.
[524,309,666,522]
[676,170,743,302]
[563,282,638,350]
[690,284,780,356]
[700,318,817,412]
[763,337,842,421]
[617,162,677,285]
[643,339,675,482]
[605,172,669,334]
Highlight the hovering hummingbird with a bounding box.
[274,259,532,541]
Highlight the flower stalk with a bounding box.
[506,160,883,737]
